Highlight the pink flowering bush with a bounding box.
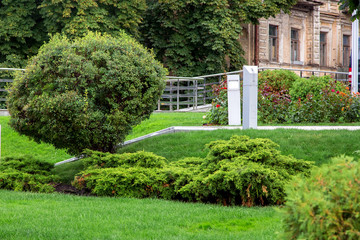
[206,70,360,125]
[206,80,228,125]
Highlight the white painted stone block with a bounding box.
[227,75,241,125]
[243,66,258,129]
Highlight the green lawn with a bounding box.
[2,112,360,239]
[119,129,360,165]
[0,117,71,164]
[125,112,206,140]
[0,190,280,240]
[0,113,205,164]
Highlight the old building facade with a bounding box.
[240,0,352,73]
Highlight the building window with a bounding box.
[343,35,350,67]
[291,29,300,62]
[269,25,278,62]
[320,32,327,66]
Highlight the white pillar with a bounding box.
[352,11,359,94]
[243,66,258,129]
[227,75,241,125]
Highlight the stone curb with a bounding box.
[54,125,360,166]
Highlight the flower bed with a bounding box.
[206,70,360,124]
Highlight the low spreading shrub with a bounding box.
[178,136,314,206]
[74,151,172,198]
[82,150,167,169]
[282,156,360,239]
[74,136,313,206]
[0,156,57,193]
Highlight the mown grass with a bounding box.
[54,129,360,184]
[0,117,71,164]
[0,113,205,164]
[0,190,281,240]
[126,112,206,140]
[119,129,360,165]
[3,112,360,239]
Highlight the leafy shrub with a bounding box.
[206,80,228,125]
[282,156,360,239]
[206,70,360,124]
[178,136,314,206]
[345,95,360,121]
[258,69,299,92]
[289,80,354,123]
[0,156,57,193]
[7,32,167,155]
[289,75,346,101]
[75,136,313,206]
[258,70,298,123]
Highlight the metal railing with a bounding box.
[0,67,350,110]
[158,68,350,111]
[0,68,25,106]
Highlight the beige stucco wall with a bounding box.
[241,0,352,73]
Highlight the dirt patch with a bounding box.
[52,183,92,196]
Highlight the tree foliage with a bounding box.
[0,0,146,68]
[7,32,166,155]
[339,0,359,21]
[140,0,297,76]
[0,0,47,68]
[1,0,297,74]
[39,0,147,39]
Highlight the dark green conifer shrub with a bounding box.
[177,136,314,206]
[82,150,168,169]
[282,156,360,239]
[0,156,58,193]
[74,136,313,206]
[7,32,166,155]
[73,151,171,198]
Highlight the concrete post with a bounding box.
[227,75,241,125]
[352,11,359,94]
[243,66,258,129]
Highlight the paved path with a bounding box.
[54,125,360,166]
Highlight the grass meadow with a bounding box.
[1,112,360,239]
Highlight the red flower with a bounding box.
[216,104,221,108]
[336,91,340,94]
[331,89,335,92]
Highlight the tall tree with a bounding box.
[140,0,297,76]
[39,0,147,39]
[0,0,147,68]
[0,0,47,67]
[339,0,359,20]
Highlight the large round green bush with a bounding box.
[282,156,360,239]
[8,32,166,155]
